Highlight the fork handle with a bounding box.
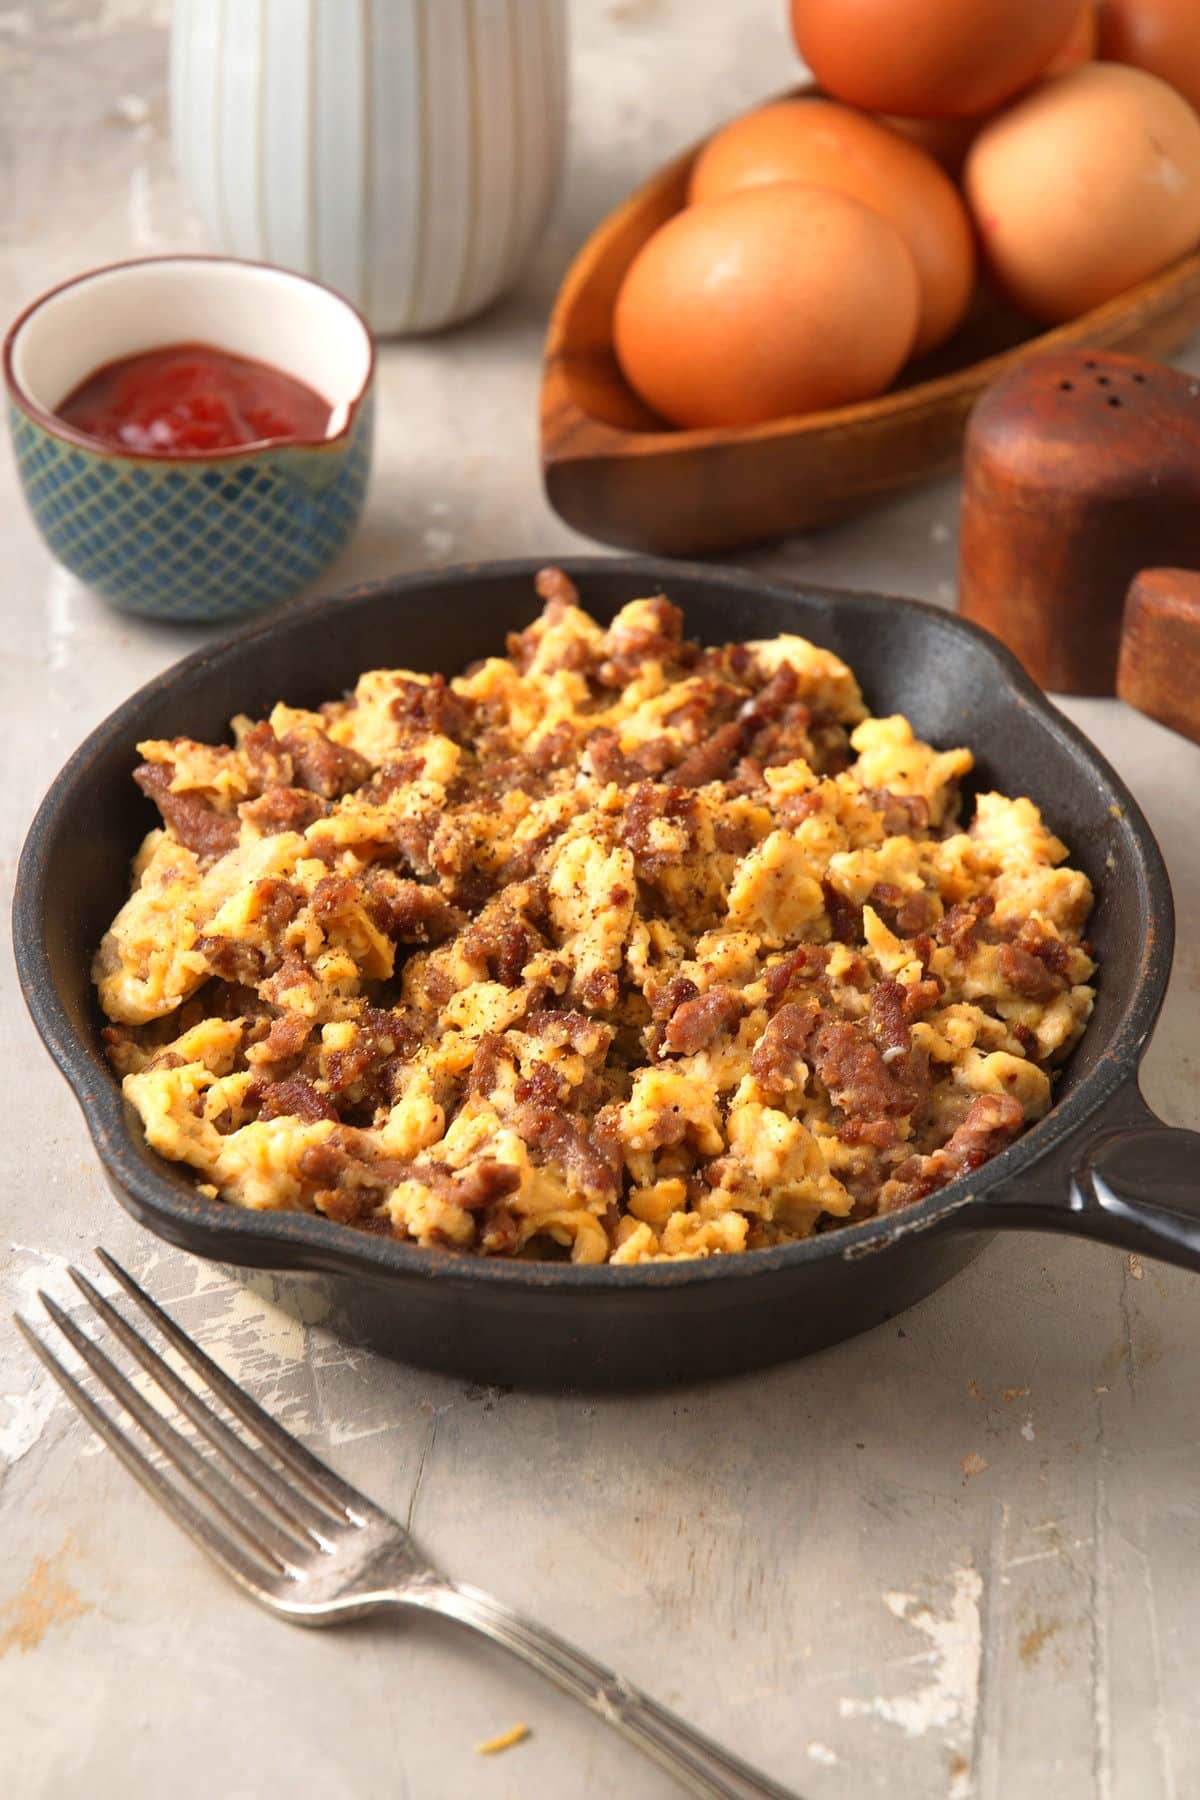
[405,1578,800,1800]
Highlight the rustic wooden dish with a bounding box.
[540,107,1200,556]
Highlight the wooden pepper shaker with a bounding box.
[1118,569,1200,745]
[958,350,1200,694]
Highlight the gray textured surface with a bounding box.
[3,4,1200,1797]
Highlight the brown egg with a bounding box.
[613,184,920,428]
[688,99,975,355]
[789,0,1082,118]
[964,64,1200,323]
[1099,0,1200,113]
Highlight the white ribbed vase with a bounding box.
[169,0,568,335]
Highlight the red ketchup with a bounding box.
[56,342,332,454]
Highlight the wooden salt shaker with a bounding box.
[958,350,1200,694]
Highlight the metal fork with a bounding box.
[15,1252,799,1800]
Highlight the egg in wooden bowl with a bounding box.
[687,98,976,357]
[614,181,922,429]
[964,62,1200,323]
[787,0,1084,117]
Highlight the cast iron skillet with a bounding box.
[14,558,1200,1389]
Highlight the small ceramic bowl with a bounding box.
[4,255,374,623]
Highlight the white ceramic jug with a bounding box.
[169,0,568,335]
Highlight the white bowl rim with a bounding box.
[3,253,375,462]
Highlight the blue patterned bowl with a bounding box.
[4,255,374,623]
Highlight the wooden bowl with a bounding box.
[540,104,1200,557]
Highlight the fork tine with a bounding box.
[68,1267,341,1541]
[15,1314,278,1598]
[37,1291,309,1574]
[96,1251,373,1522]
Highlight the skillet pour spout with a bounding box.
[13,555,1200,1389]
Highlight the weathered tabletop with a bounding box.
[3,5,1200,1797]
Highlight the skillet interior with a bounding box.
[14,558,1172,1385]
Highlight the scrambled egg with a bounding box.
[96,571,1096,1264]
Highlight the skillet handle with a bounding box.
[968,1081,1200,1270]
